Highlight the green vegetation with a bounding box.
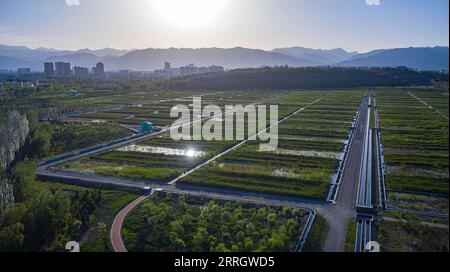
[376,88,449,195]
[410,89,449,117]
[50,123,130,155]
[33,182,137,252]
[76,189,136,252]
[387,192,448,214]
[344,220,357,252]
[0,77,195,122]
[157,67,447,91]
[123,193,310,252]
[58,90,283,182]
[20,112,131,159]
[302,214,329,252]
[0,160,96,251]
[179,91,363,199]
[378,220,449,252]
[0,108,137,252]
[60,90,364,199]
[0,161,136,252]
[432,81,449,93]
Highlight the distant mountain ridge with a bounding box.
[273,47,358,65]
[107,47,315,70]
[339,47,449,71]
[0,44,448,71]
[75,48,131,57]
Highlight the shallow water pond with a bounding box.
[117,144,206,158]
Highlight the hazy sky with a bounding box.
[0,0,448,52]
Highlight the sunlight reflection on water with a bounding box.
[117,144,205,158]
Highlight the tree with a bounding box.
[267,231,288,251]
[231,244,239,252]
[0,222,24,251]
[267,213,277,226]
[214,243,229,252]
[22,190,72,251]
[0,178,14,214]
[243,237,254,251]
[10,161,37,202]
[192,227,209,251]
[257,208,267,221]
[27,123,53,158]
[0,111,29,171]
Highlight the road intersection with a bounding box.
[38,93,372,252]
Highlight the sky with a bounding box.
[0,0,448,53]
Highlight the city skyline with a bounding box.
[0,0,448,53]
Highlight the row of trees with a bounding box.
[157,66,448,91]
[0,111,30,214]
[0,111,29,172]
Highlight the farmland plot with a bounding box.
[409,89,449,117]
[375,89,449,211]
[178,91,364,199]
[58,90,291,182]
[377,219,448,252]
[66,90,285,126]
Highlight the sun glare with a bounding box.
[153,0,226,29]
[186,149,196,158]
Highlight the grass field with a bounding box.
[409,88,449,117]
[375,88,449,196]
[66,90,286,126]
[50,123,132,156]
[344,220,357,252]
[387,191,448,214]
[377,219,449,252]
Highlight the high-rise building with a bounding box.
[55,62,71,77]
[164,62,171,70]
[44,62,55,77]
[17,68,31,75]
[180,64,199,76]
[199,65,225,74]
[94,62,105,76]
[73,66,89,77]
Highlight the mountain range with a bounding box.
[0,44,448,72]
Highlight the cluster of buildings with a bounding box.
[17,68,32,75]
[11,61,224,80]
[154,62,224,78]
[43,62,105,77]
[0,80,41,96]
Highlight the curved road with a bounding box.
[110,195,149,252]
[39,93,371,252]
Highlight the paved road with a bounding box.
[38,127,170,170]
[110,195,149,252]
[322,96,370,252]
[38,93,371,252]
